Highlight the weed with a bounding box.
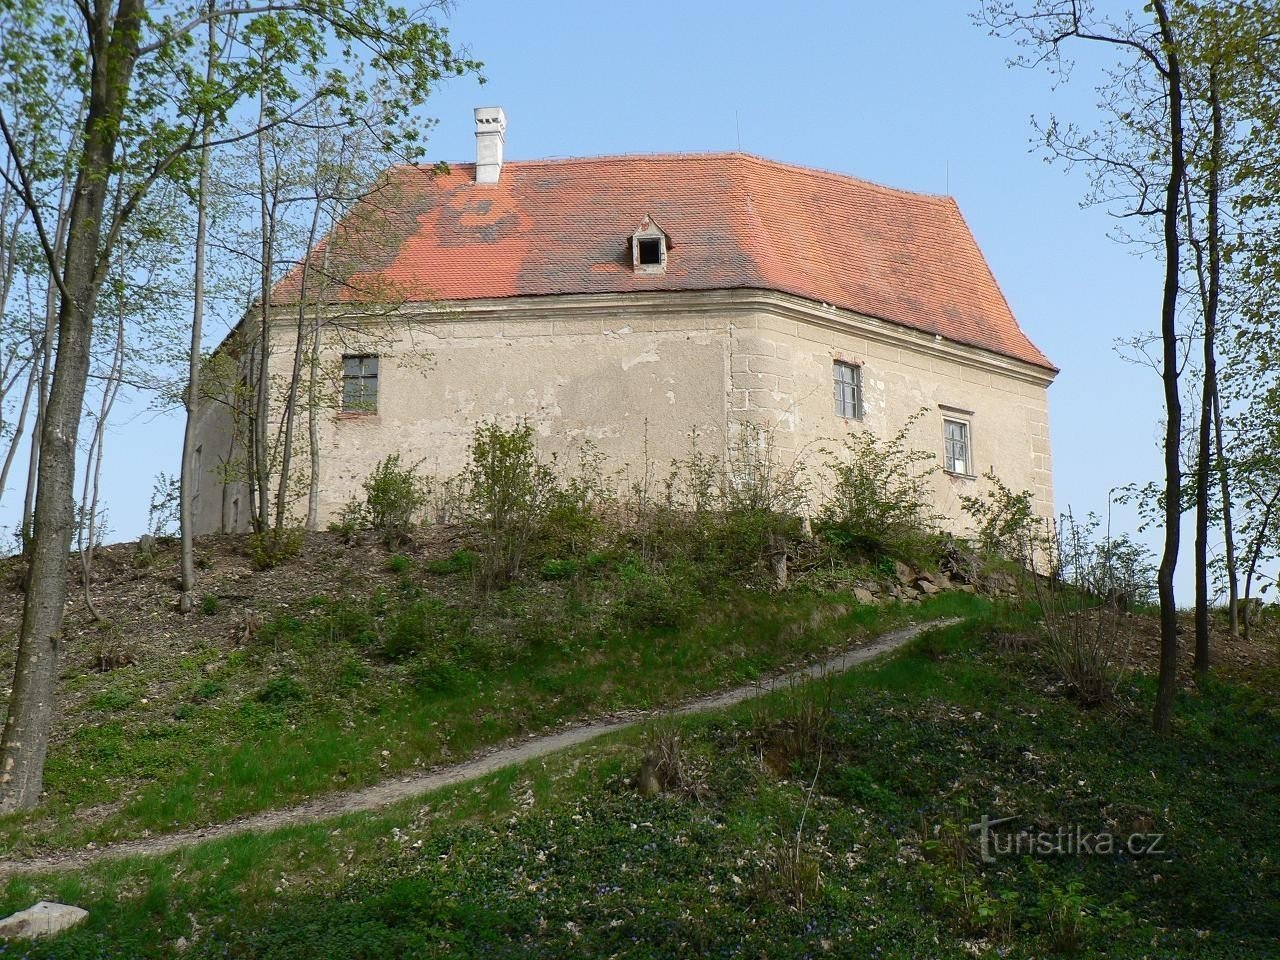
[200,593,220,616]
[256,675,306,706]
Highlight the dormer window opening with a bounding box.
[637,236,663,266]
[631,215,670,275]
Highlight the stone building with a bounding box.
[191,107,1056,534]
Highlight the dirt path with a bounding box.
[0,617,955,878]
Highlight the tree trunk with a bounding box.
[0,0,145,812]
[78,311,125,622]
[274,196,323,532]
[1151,0,1186,735]
[1193,64,1223,683]
[179,8,216,614]
[1212,386,1238,638]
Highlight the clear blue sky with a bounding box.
[8,0,1228,599]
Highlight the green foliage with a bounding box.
[16,603,1274,958]
[380,598,469,662]
[247,528,304,570]
[255,675,306,706]
[425,549,477,577]
[363,455,429,548]
[818,409,939,560]
[616,557,702,630]
[464,421,558,590]
[200,594,220,616]
[959,470,1050,568]
[386,553,412,575]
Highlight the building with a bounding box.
[191,107,1056,535]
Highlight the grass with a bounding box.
[2,605,1274,958]
[0,555,965,856]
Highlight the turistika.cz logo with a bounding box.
[968,814,1168,864]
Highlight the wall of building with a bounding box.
[192,290,1055,535]
[726,293,1055,529]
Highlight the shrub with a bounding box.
[363,454,429,548]
[539,557,579,580]
[818,409,939,559]
[616,557,701,629]
[247,528,303,570]
[463,421,558,590]
[425,549,477,576]
[649,423,810,580]
[256,674,307,705]
[387,553,412,574]
[200,593,221,615]
[380,598,469,661]
[1030,512,1154,706]
[959,470,1051,569]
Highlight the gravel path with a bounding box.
[0,617,956,878]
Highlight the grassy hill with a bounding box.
[0,587,1274,958]
[0,431,1275,957]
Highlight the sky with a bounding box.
[1,0,1235,600]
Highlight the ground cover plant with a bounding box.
[1,608,1273,958]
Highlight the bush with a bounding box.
[380,598,469,661]
[463,421,558,590]
[959,470,1051,569]
[247,528,303,570]
[616,557,701,629]
[818,409,938,559]
[363,454,429,548]
[425,549,477,576]
[644,424,809,580]
[256,674,306,705]
[1030,512,1155,707]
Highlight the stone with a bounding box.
[852,586,876,606]
[0,902,88,940]
[915,577,940,596]
[893,560,914,585]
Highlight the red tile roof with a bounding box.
[292,153,1054,372]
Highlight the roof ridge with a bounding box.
[390,152,954,204]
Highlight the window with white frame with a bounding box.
[342,354,379,413]
[943,418,971,475]
[193,445,202,498]
[833,360,863,420]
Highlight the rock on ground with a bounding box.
[0,901,88,940]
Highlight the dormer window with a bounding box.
[631,215,670,274]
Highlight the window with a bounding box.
[630,215,669,274]
[833,360,863,420]
[231,496,240,531]
[193,445,202,498]
[637,236,663,266]
[342,354,378,413]
[943,418,971,475]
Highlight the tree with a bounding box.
[0,0,479,811]
[981,0,1189,732]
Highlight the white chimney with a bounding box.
[474,106,507,184]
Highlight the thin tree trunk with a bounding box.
[1152,0,1186,735]
[252,78,274,534]
[1212,386,1238,638]
[305,240,333,531]
[78,311,126,622]
[1193,64,1223,682]
[1239,484,1280,646]
[0,0,146,812]
[274,196,323,532]
[179,6,216,613]
[0,358,38,504]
